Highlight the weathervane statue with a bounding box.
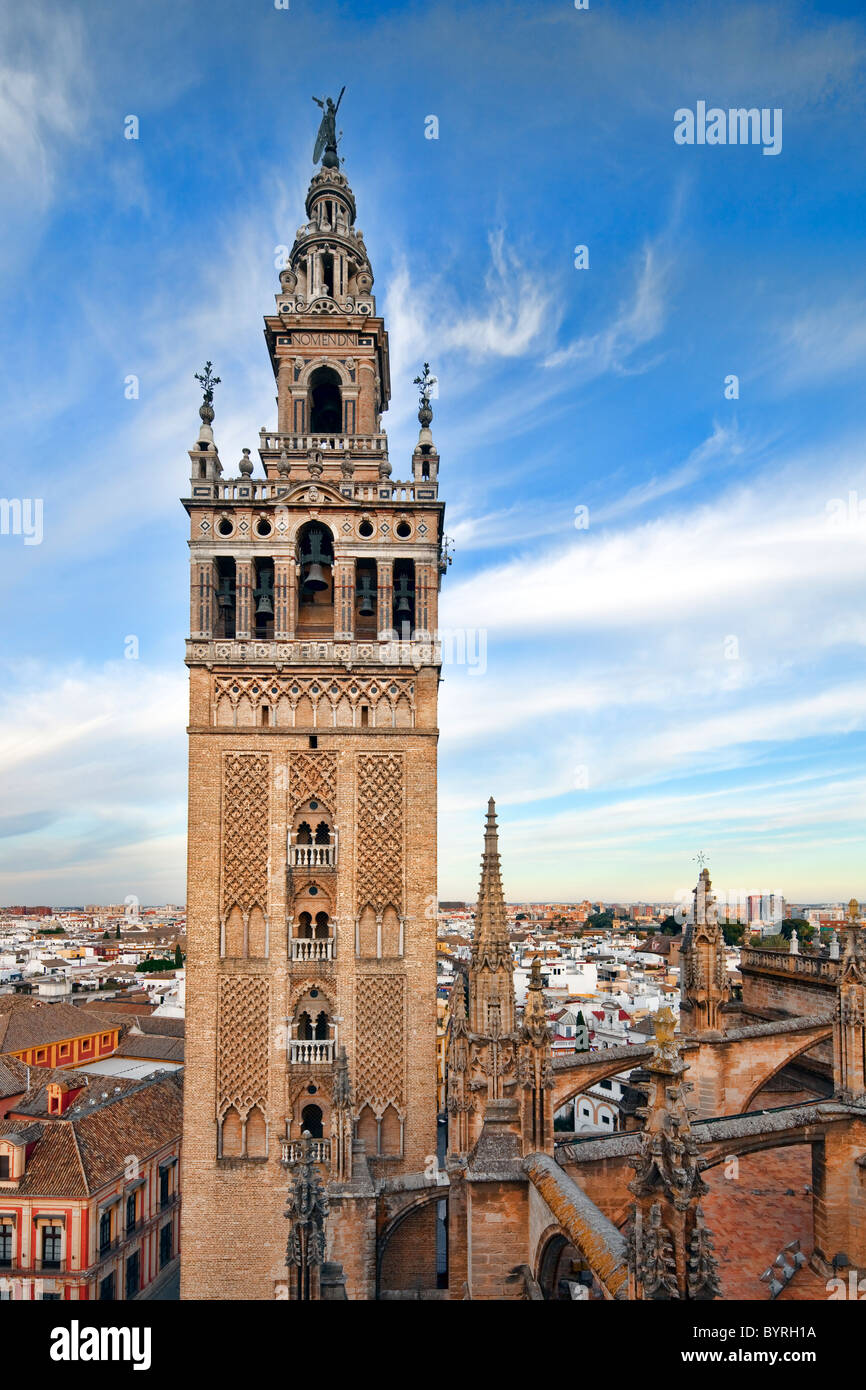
[312,87,345,168]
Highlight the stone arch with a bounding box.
[380,1103,402,1156]
[377,1188,446,1296]
[296,356,354,391]
[358,903,377,957]
[224,905,244,958]
[357,1103,378,1155]
[221,1106,242,1157]
[246,1105,267,1157]
[247,905,267,958]
[533,1222,607,1301]
[381,904,400,957]
[739,1027,834,1114]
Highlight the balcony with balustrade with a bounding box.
[289,842,336,870]
[288,1038,335,1065]
[290,936,335,963]
[280,1138,332,1165]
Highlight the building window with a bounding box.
[35,1049,46,1062]
[99,1272,116,1301]
[41,1226,62,1270]
[0,1156,10,1180]
[101,1034,110,1046]
[159,1223,173,1269]
[59,1044,70,1057]
[0,1224,12,1267]
[125,1250,140,1299]
[159,1167,171,1209]
[126,1192,137,1234]
[99,1209,112,1255]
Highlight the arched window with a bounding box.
[221,1107,242,1157]
[297,911,313,938]
[246,1106,267,1157]
[297,1011,313,1040]
[381,1104,401,1156]
[296,822,312,845]
[314,911,330,939]
[314,821,330,845]
[309,366,342,433]
[301,1104,324,1139]
[357,1105,377,1155]
[313,1010,329,1040]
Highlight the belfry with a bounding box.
[179,95,446,1299]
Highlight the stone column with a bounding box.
[333,557,355,641]
[190,558,217,639]
[234,559,254,639]
[376,558,393,639]
[274,556,296,640]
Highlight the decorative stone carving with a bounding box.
[221,753,270,917]
[216,975,270,1120]
[355,975,405,1110]
[356,752,404,912]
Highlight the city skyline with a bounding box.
[1,0,865,903]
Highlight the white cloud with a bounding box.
[544,243,670,373]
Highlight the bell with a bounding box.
[216,578,234,610]
[302,562,327,592]
[356,574,375,617]
[254,568,274,616]
[394,575,413,616]
[299,527,331,591]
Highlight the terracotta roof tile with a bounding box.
[0,1073,183,1197]
[0,997,118,1052]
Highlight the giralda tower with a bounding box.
[179,99,446,1299]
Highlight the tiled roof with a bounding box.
[0,1072,183,1197]
[7,1065,140,1119]
[0,997,118,1052]
[0,1054,28,1099]
[114,1034,184,1063]
[76,1009,184,1039]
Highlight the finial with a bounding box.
[652,1005,678,1054]
[195,361,221,417]
[238,448,253,478]
[312,87,346,168]
[413,362,437,427]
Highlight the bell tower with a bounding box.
[180,101,447,1299]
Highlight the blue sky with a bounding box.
[1,0,865,905]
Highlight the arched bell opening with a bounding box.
[214,556,236,639]
[296,521,334,636]
[392,558,415,637]
[355,558,378,637]
[253,556,274,639]
[309,366,342,433]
